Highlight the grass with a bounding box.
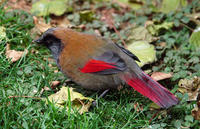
[0,1,200,128]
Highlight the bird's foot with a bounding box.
[92,89,110,107]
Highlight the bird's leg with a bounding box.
[99,89,110,98]
[92,89,110,106]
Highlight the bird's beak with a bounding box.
[33,37,43,44]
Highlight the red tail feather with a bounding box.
[121,72,178,108]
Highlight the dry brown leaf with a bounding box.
[51,16,71,28]
[48,64,53,67]
[5,0,31,12]
[191,92,200,120]
[159,42,166,47]
[144,20,154,27]
[77,24,86,29]
[151,72,172,81]
[6,44,28,63]
[31,48,39,54]
[40,86,51,95]
[51,81,60,89]
[133,102,143,112]
[54,70,59,73]
[192,107,200,120]
[178,76,200,101]
[117,85,123,91]
[33,16,52,34]
[112,0,130,8]
[94,29,101,36]
[32,16,71,37]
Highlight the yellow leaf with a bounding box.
[46,86,94,114]
[178,76,200,101]
[127,41,156,67]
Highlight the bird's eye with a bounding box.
[51,46,58,52]
[47,40,52,44]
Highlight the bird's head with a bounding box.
[34,28,62,50]
[34,27,67,62]
[33,28,66,56]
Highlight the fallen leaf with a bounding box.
[147,22,174,36]
[151,72,173,81]
[112,0,129,8]
[191,92,200,120]
[46,86,94,114]
[133,102,143,112]
[51,81,60,89]
[127,26,158,43]
[51,16,71,27]
[160,0,187,13]
[48,64,53,67]
[0,26,7,41]
[54,70,59,73]
[178,76,200,101]
[117,0,144,10]
[159,42,166,47]
[192,107,200,121]
[33,16,52,34]
[44,86,51,91]
[189,27,200,48]
[186,13,200,20]
[31,0,69,16]
[6,44,28,63]
[149,102,161,110]
[40,86,51,95]
[79,10,95,22]
[127,40,156,67]
[94,29,101,36]
[49,0,69,16]
[5,0,31,12]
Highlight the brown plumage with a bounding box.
[35,27,178,108]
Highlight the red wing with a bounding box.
[80,51,127,75]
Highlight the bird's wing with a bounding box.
[80,51,127,75]
[114,43,140,62]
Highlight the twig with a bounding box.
[103,9,127,48]
[149,110,161,124]
[8,96,42,100]
[112,25,127,48]
[180,22,194,32]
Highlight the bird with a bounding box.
[34,27,178,108]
